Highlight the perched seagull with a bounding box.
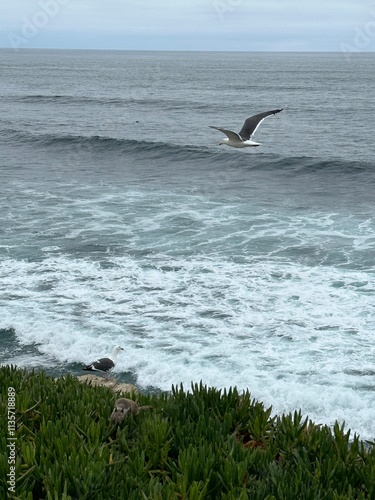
[82,346,124,378]
[210,109,283,148]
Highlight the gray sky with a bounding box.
[2,0,375,52]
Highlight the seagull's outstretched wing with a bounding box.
[238,109,283,140]
[209,126,243,142]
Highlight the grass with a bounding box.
[1,365,375,499]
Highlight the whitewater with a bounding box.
[1,49,374,440]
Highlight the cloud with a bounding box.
[1,0,375,51]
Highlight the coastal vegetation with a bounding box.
[1,365,375,499]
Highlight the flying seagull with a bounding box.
[83,346,124,378]
[210,109,283,148]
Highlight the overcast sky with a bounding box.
[1,0,375,52]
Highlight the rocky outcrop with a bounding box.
[76,374,137,394]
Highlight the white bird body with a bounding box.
[83,345,124,378]
[210,109,283,149]
[219,138,261,148]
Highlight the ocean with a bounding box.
[1,49,374,440]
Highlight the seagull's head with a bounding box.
[219,138,229,146]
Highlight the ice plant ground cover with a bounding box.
[1,365,375,499]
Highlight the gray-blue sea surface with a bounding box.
[1,49,374,439]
